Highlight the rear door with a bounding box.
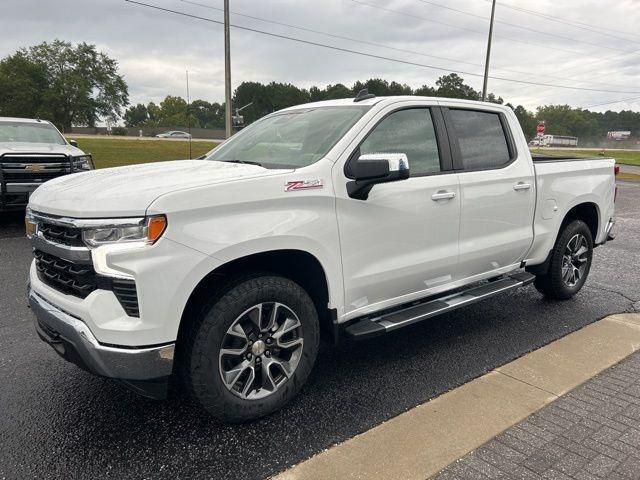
[442,106,535,279]
[335,104,461,319]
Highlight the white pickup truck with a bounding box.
[26,94,617,421]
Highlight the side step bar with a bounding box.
[344,271,535,340]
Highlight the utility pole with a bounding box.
[482,0,497,102]
[224,0,232,138]
[186,70,192,159]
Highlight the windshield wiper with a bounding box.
[219,159,263,167]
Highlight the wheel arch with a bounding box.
[176,249,337,354]
[527,201,599,276]
[560,201,599,241]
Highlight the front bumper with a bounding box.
[0,183,40,211]
[29,289,174,399]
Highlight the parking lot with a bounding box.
[1,182,638,480]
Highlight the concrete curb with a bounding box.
[273,313,640,480]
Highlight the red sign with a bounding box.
[536,122,545,135]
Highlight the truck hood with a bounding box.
[29,159,291,217]
[0,142,85,156]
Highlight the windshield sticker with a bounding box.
[285,179,324,192]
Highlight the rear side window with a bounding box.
[360,108,441,176]
[449,109,511,170]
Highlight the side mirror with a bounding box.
[68,139,78,147]
[347,153,410,200]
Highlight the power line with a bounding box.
[124,0,640,95]
[585,95,640,109]
[179,0,637,90]
[347,0,590,57]
[487,0,640,43]
[413,0,634,52]
[409,0,640,91]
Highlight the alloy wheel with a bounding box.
[561,233,589,287]
[218,302,304,400]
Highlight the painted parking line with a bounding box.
[274,313,640,480]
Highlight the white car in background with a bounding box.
[156,130,191,139]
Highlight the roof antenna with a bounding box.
[354,88,376,102]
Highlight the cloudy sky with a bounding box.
[2,0,640,113]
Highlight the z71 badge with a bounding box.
[284,179,323,192]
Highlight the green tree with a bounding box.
[434,73,480,100]
[536,105,599,140]
[352,78,412,96]
[414,84,436,96]
[190,99,224,128]
[232,81,310,124]
[0,51,47,120]
[0,40,128,131]
[123,103,149,127]
[508,104,537,139]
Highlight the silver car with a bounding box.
[156,130,191,139]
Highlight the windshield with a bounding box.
[0,121,66,145]
[206,106,370,168]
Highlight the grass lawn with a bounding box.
[530,148,640,167]
[75,137,220,169]
[617,172,640,182]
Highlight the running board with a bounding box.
[344,271,535,340]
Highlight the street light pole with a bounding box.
[482,0,497,102]
[224,0,232,138]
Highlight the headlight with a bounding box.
[82,215,167,248]
[74,154,94,171]
[25,207,37,238]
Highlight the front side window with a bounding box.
[449,109,511,170]
[206,106,370,169]
[360,108,441,176]
[0,121,66,145]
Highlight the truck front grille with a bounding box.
[34,250,97,298]
[1,154,86,184]
[39,222,84,247]
[2,171,62,182]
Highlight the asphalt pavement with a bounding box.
[1,183,638,480]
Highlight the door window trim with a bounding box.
[344,106,454,179]
[441,106,518,173]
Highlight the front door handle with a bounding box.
[431,190,456,201]
[513,182,532,191]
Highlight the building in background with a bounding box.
[607,131,631,141]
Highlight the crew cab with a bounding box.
[0,117,93,212]
[26,94,616,421]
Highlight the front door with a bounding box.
[334,106,461,320]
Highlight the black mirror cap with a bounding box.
[347,158,410,200]
[353,159,390,181]
[68,139,78,147]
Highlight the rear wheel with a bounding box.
[184,275,319,422]
[534,219,593,299]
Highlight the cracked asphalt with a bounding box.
[1,182,638,480]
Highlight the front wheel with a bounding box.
[534,219,594,299]
[184,275,319,422]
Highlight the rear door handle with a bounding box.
[431,190,456,201]
[513,182,532,191]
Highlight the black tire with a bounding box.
[534,219,594,300]
[184,275,319,422]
